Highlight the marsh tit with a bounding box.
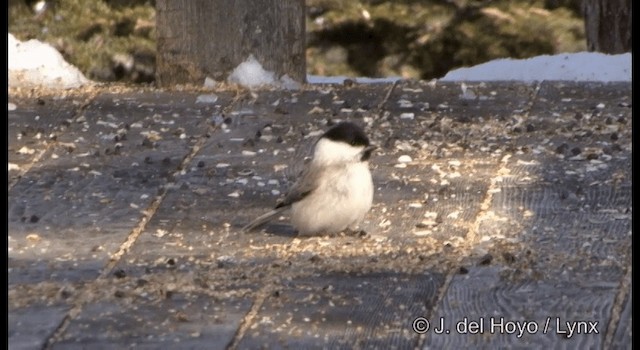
[243,121,376,235]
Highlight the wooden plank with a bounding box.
[425,266,618,348]
[53,294,252,349]
[237,273,444,349]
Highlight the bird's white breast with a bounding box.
[290,162,373,235]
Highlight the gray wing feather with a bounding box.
[242,134,318,232]
[243,160,319,232]
[276,164,318,208]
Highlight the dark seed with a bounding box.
[114,290,125,298]
[586,153,598,160]
[309,255,322,263]
[571,147,581,156]
[478,254,493,266]
[458,266,469,274]
[113,269,127,278]
[59,289,73,299]
[142,137,154,148]
[137,278,148,287]
[556,143,569,154]
[274,106,288,115]
[525,123,535,132]
[610,133,618,141]
[502,252,516,264]
[243,138,255,147]
[29,215,39,223]
[197,160,205,168]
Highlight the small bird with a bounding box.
[243,121,376,235]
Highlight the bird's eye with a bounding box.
[350,140,357,146]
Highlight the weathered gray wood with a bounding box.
[156,0,306,86]
[9,82,631,349]
[52,295,253,349]
[582,0,631,53]
[237,273,444,349]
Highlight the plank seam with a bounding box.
[42,89,248,350]
[602,251,631,349]
[417,81,542,347]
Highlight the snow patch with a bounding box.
[441,52,631,82]
[227,54,301,90]
[8,33,92,89]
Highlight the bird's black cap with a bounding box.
[322,122,370,147]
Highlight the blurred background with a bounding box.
[9,0,590,84]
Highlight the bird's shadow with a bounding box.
[244,223,299,238]
[240,223,368,239]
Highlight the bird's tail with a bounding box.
[242,206,288,232]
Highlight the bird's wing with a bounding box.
[243,161,319,232]
[275,163,319,208]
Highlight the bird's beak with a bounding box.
[361,145,377,161]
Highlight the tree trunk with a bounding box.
[156,0,306,87]
[582,0,631,53]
